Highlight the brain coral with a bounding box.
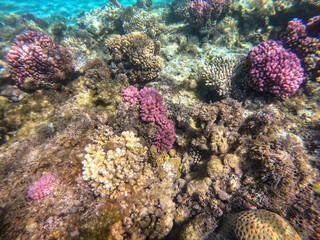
[106,32,163,83]
[221,209,302,240]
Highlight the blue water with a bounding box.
[0,0,170,19]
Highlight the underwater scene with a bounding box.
[0,0,319,239]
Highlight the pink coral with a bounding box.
[121,86,175,152]
[280,17,320,58]
[153,116,175,152]
[27,173,56,200]
[6,31,74,90]
[121,85,140,105]
[247,40,304,98]
[138,87,166,124]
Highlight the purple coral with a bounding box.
[27,173,56,200]
[188,0,226,26]
[280,17,320,58]
[247,40,304,98]
[6,31,74,90]
[138,87,166,124]
[121,86,175,152]
[153,116,175,152]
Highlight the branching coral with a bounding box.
[202,55,240,97]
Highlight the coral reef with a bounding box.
[76,3,123,37]
[6,31,74,90]
[247,40,304,98]
[122,9,165,38]
[219,209,302,240]
[106,32,163,83]
[0,1,319,239]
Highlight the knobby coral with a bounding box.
[6,31,74,90]
[106,32,162,83]
[247,40,304,98]
[121,86,175,152]
[280,15,320,82]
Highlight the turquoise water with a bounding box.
[0,0,170,18]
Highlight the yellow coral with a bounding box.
[221,209,302,240]
[106,32,163,83]
[82,129,152,199]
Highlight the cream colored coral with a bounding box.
[82,129,152,199]
[202,55,240,97]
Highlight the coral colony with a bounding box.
[121,86,175,152]
[27,174,56,200]
[247,40,304,98]
[6,31,74,90]
[0,0,319,239]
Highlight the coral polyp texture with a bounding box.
[247,40,304,98]
[202,55,240,97]
[280,16,320,81]
[105,32,163,83]
[27,173,56,200]
[82,129,151,198]
[188,0,226,27]
[6,31,74,90]
[121,86,175,152]
[220,209,302,240]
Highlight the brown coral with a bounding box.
[106,32,163,83]
[220,209,302,240]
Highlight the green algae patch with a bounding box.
[312,182,320,195]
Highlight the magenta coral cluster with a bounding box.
[6,30,74,90]
[27,173,56,200]
[280,17,320,58]
[121,86,174,152]
[188,0,225,26]
[247,40,304,98]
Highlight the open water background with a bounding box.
[0,0,170,19]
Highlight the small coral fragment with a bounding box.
[27,173,56,200]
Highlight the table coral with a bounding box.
[220,209,302,240]
[106,32,163,83]
[6,31,74,91]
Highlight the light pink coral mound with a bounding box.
[27,173,56,200]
